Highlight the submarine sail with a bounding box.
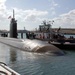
[10,10,17,38]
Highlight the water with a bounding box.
[0,33,75,75]
[0,42,75,75]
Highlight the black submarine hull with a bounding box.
[0,37,65,55]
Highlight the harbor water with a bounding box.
[0,34,75,75]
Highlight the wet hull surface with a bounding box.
[0,37,65,55]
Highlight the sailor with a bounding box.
[26,32,29,39]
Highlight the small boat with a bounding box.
[50,41,75,50]
[0,62,20,75]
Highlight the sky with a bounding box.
[0,0,75,30]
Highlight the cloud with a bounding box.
[0,0,6,10]
[52,9,75,28]
[0,0,75,30]
[0,0,7,19]
[23,9,48,22]
[49,0,58,16]
[0,0,6,5]
[51,0,58,7]
[9,8,48,23]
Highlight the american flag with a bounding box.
[8,16,11,19]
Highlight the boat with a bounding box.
[33,21,75,50]
[0,62,20,75]
[49,30,75,50]
[50,41,75,50]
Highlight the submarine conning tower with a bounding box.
[10,9,17,38]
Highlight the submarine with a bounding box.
[0,37,64,55]
[0,10,65,56]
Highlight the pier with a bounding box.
[52,28,75,34]
[0,28,75,38]
[0,30,29,38]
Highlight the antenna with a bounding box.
[13,9,15,19]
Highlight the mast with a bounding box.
[13,9,15,19]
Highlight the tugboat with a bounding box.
[50,34,75,50]
[49,27,75,50]
[34,21,75,50]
